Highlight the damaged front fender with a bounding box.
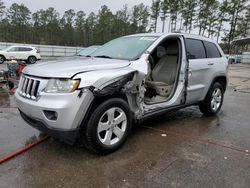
[91,74,134,97]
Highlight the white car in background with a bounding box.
[0,46,41,64]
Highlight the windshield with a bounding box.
[90,36,158,60]
[0,47,10,51]
[77,46,99,56]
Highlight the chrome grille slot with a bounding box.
[19,76,41,100]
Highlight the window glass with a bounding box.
[203,41,221,58]
[77,46,99,56]
[185,38,206,59]
[18,47,32,52]
[8,47,18,52]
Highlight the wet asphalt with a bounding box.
[0,64,249,187]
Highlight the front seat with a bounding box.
[146,43,179,97]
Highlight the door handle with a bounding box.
[207,62,214,65]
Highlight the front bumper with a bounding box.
[20,110,79,144]
[15,89,94,142]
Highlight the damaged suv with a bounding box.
[15,33,228,154]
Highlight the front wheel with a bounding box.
[82,98,132,154]
[199,82,224,116]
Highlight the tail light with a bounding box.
[35,48,40,53]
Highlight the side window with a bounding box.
[18,47,32,52]
[17,47,24,52]
[26,48,33,51]
[8,47,18,52]
[203,41,221,58]
[185,38,206,59]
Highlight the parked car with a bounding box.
[226,54,242,64]
[76,45,100,57]
[15,33,228,154]
[0,46,41,64]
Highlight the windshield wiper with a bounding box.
[94,55,112,59]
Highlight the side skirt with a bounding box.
[139,102,198,123]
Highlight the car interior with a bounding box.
[144,37,181,104]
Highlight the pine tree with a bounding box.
[160,0,170,32]
[226,0,248,53]
[151,0,161,32]
[181,0,197,33]
[0,0,5,18]
[215,0,230,42]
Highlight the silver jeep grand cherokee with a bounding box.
[15,33,228,154]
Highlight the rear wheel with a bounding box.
[28,56,37,64]
[0,55,5,64]
[82,98,132,154]
[199,82,224,116]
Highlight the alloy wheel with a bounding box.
[211,88,222,112]
[97,107,127,146]
[29,57,36,64]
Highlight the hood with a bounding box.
[23,57,131,78]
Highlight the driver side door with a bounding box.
[143,35,188,110]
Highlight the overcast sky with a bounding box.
[3,0,152,15]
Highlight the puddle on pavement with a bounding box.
[0,88,16,107]
[0,86,249,161]
[0,88,43,159]
[143,89,250,150]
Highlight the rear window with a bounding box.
[185,38,206,59]
[203,41,221,58]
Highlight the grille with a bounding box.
[19,76,40,100]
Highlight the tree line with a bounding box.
[0,0,249,53]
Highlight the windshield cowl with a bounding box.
[93,55,112,59]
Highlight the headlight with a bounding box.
[45,79,80,93]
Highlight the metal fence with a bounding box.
[0,42,84,57]
[242,52,250,64]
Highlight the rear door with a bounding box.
[203,40,224,72]
[185,38,214,103]
[16,47,32,60]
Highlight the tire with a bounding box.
[0,55,5,64]
[82,98,132,154]
[199,82,224,116]
[28,56,37,64]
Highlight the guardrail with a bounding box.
[0,42,84,57]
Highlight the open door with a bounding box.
[143,35,188,114]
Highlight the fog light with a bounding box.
[43,110,58,121]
